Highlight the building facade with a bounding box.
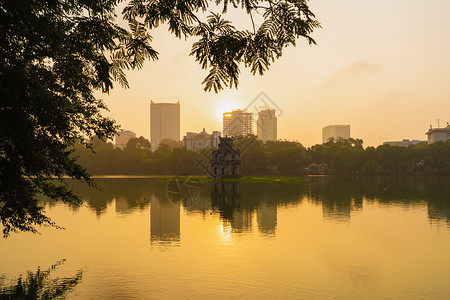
[322,125,350,144]
[183,129,221,152]
[223,109,253,137]
[426,123,450,144]
[257,109,277,142]
[383,139,424,147]
[115,130,136,149]
[150,101,180,151]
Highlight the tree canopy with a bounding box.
[126,136,152,150]
[122,0,320,92]
[0,0,319,236]
[75,137,450,176]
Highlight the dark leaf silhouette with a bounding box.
[0,260,82,300]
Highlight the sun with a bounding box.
[214,92,239,123]
[215,101,236,122]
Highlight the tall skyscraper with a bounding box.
[223,109,253,136]
[150,101,180,151]
[257,109,277,142]
[322,125,350,143]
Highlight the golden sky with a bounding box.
[99,0,450,147]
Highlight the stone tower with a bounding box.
[210,137,241,179]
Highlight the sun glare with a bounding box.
[215,96,239,123]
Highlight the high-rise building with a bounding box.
[322,125,350,143]
[223,112,232,136]
[114,130,136,149]
[223,109,253,137]
[257,109,277,142]
[150,101,180,151]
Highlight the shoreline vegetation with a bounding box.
[61,174,449,180]
[75,136,450,177]
[157,176,306,183]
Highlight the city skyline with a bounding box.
[145,101,448,148]
[97,0,450,147]
[112,91,449,147]
[146,100,449,147]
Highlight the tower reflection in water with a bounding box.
[211,181,241,223]
[211,181,252,233]
[211,182,277,236]
[149,181,282,247]
[148,176,450,247]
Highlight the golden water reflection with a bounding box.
[58,176,450,248]
[4,176,450,298]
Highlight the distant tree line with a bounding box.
[74,136,450,176]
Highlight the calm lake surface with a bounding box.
[1,176,450,299]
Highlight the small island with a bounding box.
[158,175,305,183]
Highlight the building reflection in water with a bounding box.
[231,209,253,233]
[307,176,364,222]
[426,177,450,228]
[257,202,277,235]
[321,196,363,222]
[150,194,180,246]
[307,175,450,225]
[114,197,129,212]
[115,194,149,214]
[61,177,449,247]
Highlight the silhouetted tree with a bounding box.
[123,1,320,92]
[126,136,151,151]
[71,137,450,176]
[0,0,156,237]
[0,0,320,236]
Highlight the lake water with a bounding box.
[1,176,450,299]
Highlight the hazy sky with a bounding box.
[99,0,450,147]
